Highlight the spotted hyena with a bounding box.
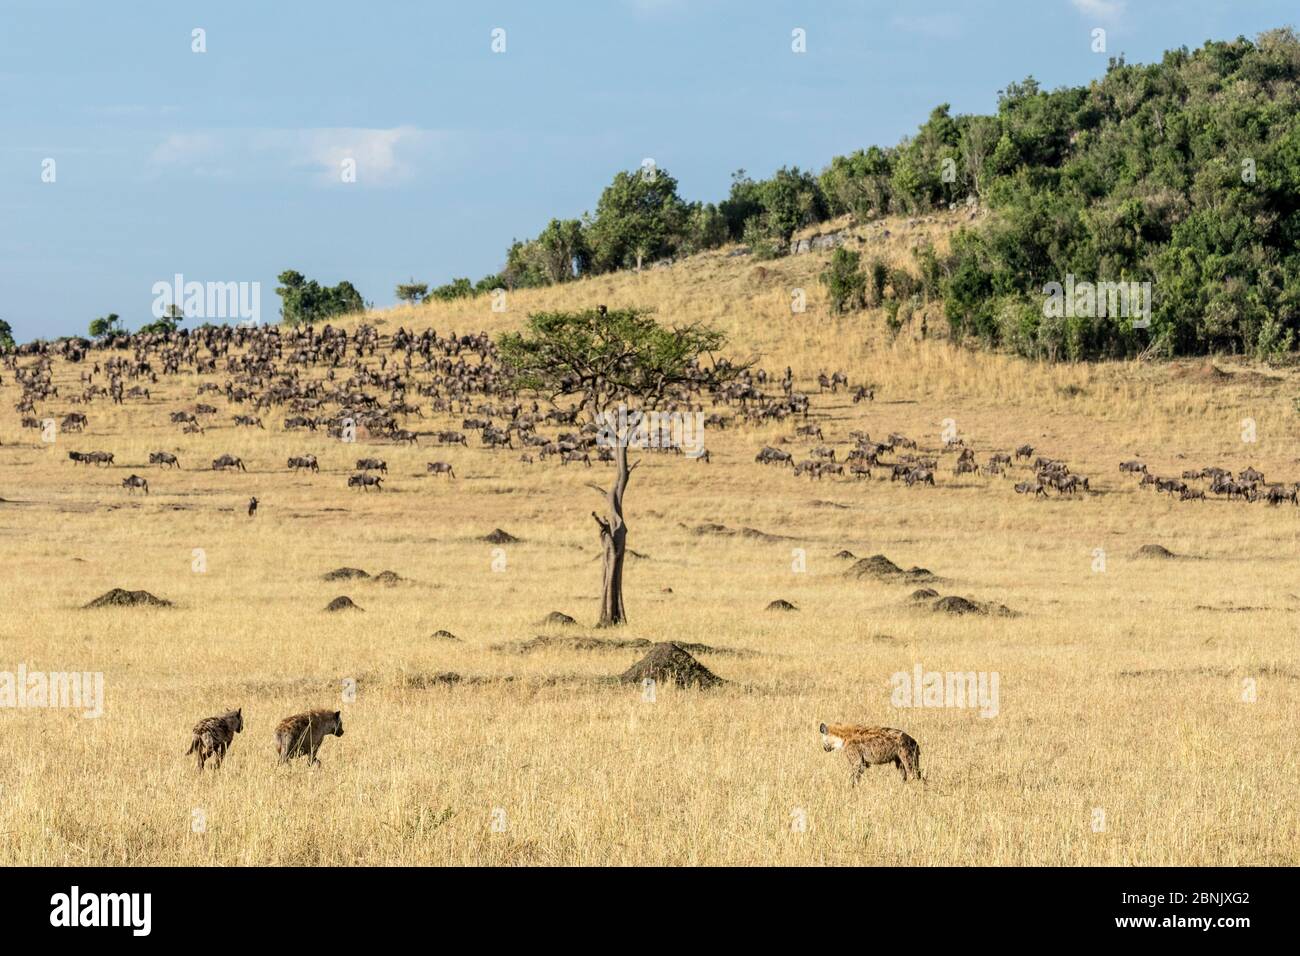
[185,708,244,770]
[819,722,922,784]
[275,709,345,766]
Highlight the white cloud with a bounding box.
[149,126,447,186]
[1070,0,1126,20]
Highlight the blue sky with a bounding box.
[1,0,1294,342]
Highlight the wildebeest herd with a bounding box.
[7,319,1299,516]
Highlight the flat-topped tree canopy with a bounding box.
[497,305,735,417]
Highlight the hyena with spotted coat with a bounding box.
[819,722,922,784]
[275,709,344,766]
[185,708,244,770]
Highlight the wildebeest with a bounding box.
[149,451,180,469]
[851,385,874,403]
[288,454,319,473]
[73,450,114,467]
[212,454,246,472]
[1120,460,1147,474]
[561,450,591,467]
[755,446,793,466]
[1015,444,1035,460]
[233,415,264,429]
[1239,467,1265,484]
[248,496,258,517]
[355,458,387,473]
[391,429,419,445]
[435,430,468,446]
[61,412,87,432]
[274,709,344,767]
[426,461,455,478]
[348,473,383,490]
[904,467,935,487]
[121,474,149,494]
[1014,481,1046,498]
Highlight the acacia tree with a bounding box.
[498,306,737,626]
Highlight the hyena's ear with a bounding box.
[334,711,341,721]
[819,723,827,734]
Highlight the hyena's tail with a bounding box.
[184,736,198,756]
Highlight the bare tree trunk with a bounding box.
[593,437,631,626]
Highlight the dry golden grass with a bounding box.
[1,212,1297,865]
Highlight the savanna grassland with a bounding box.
[1,213,1298,866]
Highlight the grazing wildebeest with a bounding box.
[1120,460,1147,474]
[355,458,387,474]
[851,385,874,403]
[149,451,180,469]
[233,415,264,429]
[795,424,824,440]
[561,450,591,467]
[122,474,149,495]
[1014,481,1046,498]
[904,467,935,487]
[1156,477,1187,496]
[392,429,418,445]
[426,461,455,478]
[212,454,246,472]
[810,445,836,461]
[288,454,319,473]
[436,430,467,446]
[81,451,114,467]
[1015,445,1035,460]
[755,446,793,466]
[61,412,87,432]
[1180,487,1206,501]
[1262,485,1297,506]
[849,461,872,479]
[1239,467,1265,484]
[989,453,1012,467]
[481,428,513,449]
[793,460,823,480]
[348,473,383,490]
[953,459,980,476]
